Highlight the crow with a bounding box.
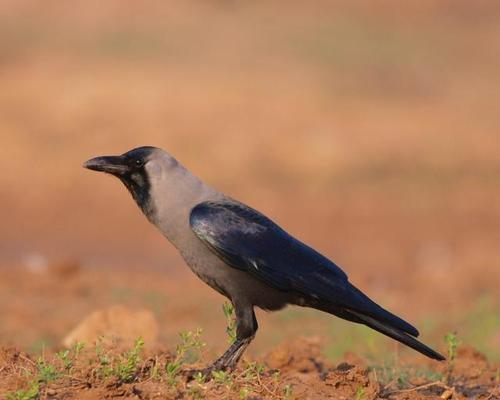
[84,146,445,376]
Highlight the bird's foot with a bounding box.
[184,337,252,381]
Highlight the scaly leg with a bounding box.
[185,303,257,380]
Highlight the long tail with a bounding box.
[318,281,446,361]
[346,308,445,361]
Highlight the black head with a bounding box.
[83,146,159,214]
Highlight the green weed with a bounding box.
[239,386,251,399]
[414,368,444,382]
[56,349,72,371]
[165,328,205,385]
[369,363,411,389]
[113,337,145,382]
[36,357,58,384]
[444,332,459,362]
[186,384,204,399]
[243,361,265,381]
[283,384,294,399]
[222,302,237,344]
[94,337,145,382]
[5,351,63,400]
[212,369,233,386]
[355,386,366,400]
[5,382,39,400]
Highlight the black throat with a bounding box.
[116,146,159,220]
[120,170,154,219]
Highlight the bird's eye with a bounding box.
[135,159,144,167]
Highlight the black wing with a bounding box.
[189,200,417,335]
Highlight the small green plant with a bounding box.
[5,382,39,400]
[6,344,82,400]
[36,357,58,384]
[165,328,205,385]
[283,384,293,399]
[186,384,204,399]
[272,370,280,381]
[94,337,145,382]
[165,362,181,386]
[95,340,113,378]
[355,386,366,400]
[244,361,265,381]
[239,386,251,399]
[415,368,443,381]
[193,371,206,384]
[113,337,145,382]
[56,349,72,371]
[212,369,233,386]
[396,369,410,389]
[369,363,411,389]
[73,341,85,358]
[222,302,237,344]
[149,357,161,381]
[6,356,57,400]
[444,332,459,361]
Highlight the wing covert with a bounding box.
[189,200,349,298]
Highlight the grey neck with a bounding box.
[146,166,223,250]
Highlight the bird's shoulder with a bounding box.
[189,200,278,237]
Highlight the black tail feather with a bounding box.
[345,283,420,337]
[347,309,445,361]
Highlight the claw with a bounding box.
[183,337,253,381]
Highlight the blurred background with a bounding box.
[0,0,498,362]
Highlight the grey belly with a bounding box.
[180,244,291,311]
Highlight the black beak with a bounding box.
[83,155,129,175]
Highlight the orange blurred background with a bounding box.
[0,1,498,359]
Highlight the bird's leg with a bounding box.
[185,303,257,380]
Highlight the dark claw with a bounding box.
[184,337,253,381]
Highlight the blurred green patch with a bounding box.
[325,321,382,361]
[29,337,56,355]
[141,290,167,318]
[461,295,499,361]
[110,286,134,303]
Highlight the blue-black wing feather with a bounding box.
[189,200,419,337]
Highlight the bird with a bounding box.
[83,146,445,376]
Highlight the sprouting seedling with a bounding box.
[73,341,85,358]
[186,384,204,400]
[94,338,112,377]
[212,369,233,386]
[355,387,366,400]
[239,386,251,399]
[283,384,293,399]
[165,328,205,385]
[113,337,145,383]
[244,361,265,381]
[193,371,205,384]
[56,349,72,371]
[56,341,85,372]
[444,332,459,361]
[222,302,237,344]
[5,381,39,400]
[36,356,58,384]
[396,370,410,389]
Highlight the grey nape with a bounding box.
[83,146,445,378]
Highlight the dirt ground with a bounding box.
[0,1,499,398]
[0,261,497,399]
[0,332,498,399]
